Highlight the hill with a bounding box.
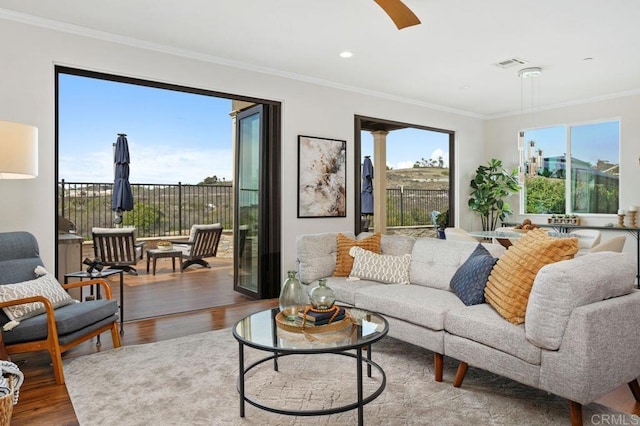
[383,167,449,190]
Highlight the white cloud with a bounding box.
[59,143,233,184]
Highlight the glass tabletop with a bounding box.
[233,308,388,353]
[468,230,579,239]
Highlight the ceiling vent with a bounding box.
[494,58,528,69]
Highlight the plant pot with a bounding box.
[437,229,446,240]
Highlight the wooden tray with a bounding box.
[275,311,353,334]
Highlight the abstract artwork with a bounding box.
[297,135,347,218]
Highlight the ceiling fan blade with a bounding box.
[373,0,421,29]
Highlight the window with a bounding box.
[522,120,619,215]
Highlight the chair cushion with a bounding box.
[450,244,498,306]
[333,233,381,277]
[349,246,411,284]
[188,223,221,242]
[0,267,75,329]
[484,229,578,325]
[2,299,118,344]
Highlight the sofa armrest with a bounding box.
[539,290,640,404]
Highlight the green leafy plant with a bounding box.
[468,159,521,231]
[436,210,449,230]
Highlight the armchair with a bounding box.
[169,224,223,271]
[0,231,121,384]
[92,227,145,275]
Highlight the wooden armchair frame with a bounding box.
[0,278,121,384]
[169,225,223,272]
[92,228,145,275]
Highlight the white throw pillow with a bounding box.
[348,246,411,284]
[0,266,76,330]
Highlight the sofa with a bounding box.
[296,231,640,425]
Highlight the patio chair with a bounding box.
[169,224,223,272]
[0,231,121,384]
[92,227,145,275]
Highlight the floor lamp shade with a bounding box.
[0,120,38,179]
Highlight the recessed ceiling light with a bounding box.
[339,51,353,58]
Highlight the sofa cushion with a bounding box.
[349,246,411,284]
[308,277,379,306]
[445,304,541,365]
[450,244,498,306]
[355,284,465,330]
[0,266,76,329]
[525,251,636,350]
[296,232,355,284]
[359,232,416,256]
[485,229,578,325]
[334,233,381,277]
[409,238,506,291]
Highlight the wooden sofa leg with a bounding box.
[453,362,468,388]
[434,353,443,382]
[569,400,582,426]
[628,379,640,402]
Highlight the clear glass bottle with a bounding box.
[279,270,308,320]
[310,279,335,310]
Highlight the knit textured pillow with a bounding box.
[0,266,76,331]
[484,228,578,324]
[334,233,381,277]
[349,246,411,284]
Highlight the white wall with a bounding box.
[0,19,485,276]
[485,94,640,255]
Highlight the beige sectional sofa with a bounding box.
[296,231,640,424]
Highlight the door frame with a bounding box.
[353,115,456,233]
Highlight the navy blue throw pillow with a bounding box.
[450,244,498,306]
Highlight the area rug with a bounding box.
[64,329,629,425]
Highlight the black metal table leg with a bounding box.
[357,347,364,426]
[239,342,245,417]
[367,343,372,378]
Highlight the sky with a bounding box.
[58,74,233,184]
[361,128,450,170]
[58,74,451,185]
[524,121,619,166]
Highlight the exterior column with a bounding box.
[371,130,388,233]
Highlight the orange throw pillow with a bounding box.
[484,228,578,324]
[334,233,381,277]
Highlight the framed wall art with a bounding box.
[297,135,347,218]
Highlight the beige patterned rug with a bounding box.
[64,328,629,425]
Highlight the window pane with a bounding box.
[523,126,566,214]
[569,121,619,214]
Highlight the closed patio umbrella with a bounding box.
[361,156,373,230]
[112,133,133,225]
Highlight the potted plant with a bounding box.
[435,210,448,239]
[468,159,521,231]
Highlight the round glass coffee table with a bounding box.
[233,307,388,426]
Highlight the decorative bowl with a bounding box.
[157,241,173,251]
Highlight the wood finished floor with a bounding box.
[8,264,640,425]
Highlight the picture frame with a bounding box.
[297,135,347,218]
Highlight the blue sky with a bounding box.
[59,74,451,184]
[59,74,233,184]
[524,121,619,165]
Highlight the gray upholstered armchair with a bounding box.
[0,231,121,384]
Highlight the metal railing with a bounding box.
[59,180,233,240]
[386,188,449,227]
[59,181,449,239]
